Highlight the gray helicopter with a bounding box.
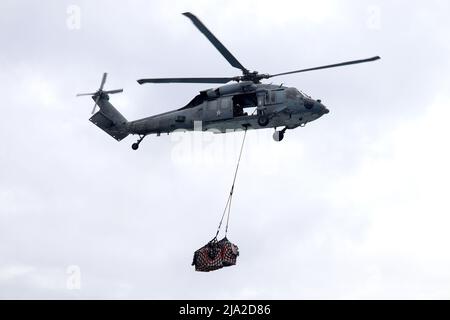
[77,12,380,150]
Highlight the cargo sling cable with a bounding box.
[192,117,251,271]
[214,127,248,239]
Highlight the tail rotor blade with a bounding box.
[76,92,97,97]
[103,89,123,94]
[99,72,108,91]
[91,95,100,114]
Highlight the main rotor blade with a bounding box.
[269,56,381,78]
[76,92,97,97]
[103,89,123,94]
[99,72,107,90]
[182,12,248,73]
[137,77,234,84]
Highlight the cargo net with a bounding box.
[192,129,248,272]
[192,237,239,272]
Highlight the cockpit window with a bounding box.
[285,88,303,99]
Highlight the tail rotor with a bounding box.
[76,72,123,114]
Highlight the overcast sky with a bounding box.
[1,0,450,299]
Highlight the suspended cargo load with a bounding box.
[192,129,246,272]
[192,237,239,272]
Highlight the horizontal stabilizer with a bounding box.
[89,112,129,141]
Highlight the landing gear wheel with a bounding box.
[131,135,146,150]
[257,115,269,127]
[273,131,284,142]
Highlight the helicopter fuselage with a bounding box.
[127,82,329,136]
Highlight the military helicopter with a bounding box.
[77,12,380,150]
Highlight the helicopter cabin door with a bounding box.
[205,97,233,121]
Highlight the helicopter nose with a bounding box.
[316,100,329,114]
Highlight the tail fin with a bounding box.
[89,97,129,141]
